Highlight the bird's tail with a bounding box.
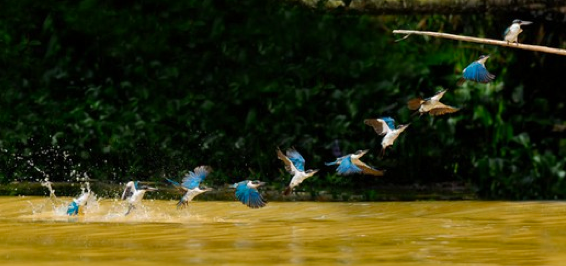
[283,186,293,196]
[407,98,422,110]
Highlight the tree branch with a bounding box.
[393,30,566,56]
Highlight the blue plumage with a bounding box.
[66,201,79,216]
[233,180,267,209]
[380,117,396,131]
[181,166,210,189]
[461,55,495,84]
[335,155,362,175]
[286,149,305,172]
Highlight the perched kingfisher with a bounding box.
[166,165,213,209]
[276,147,319,196]
[364,117,409,157]
[232,180,267,208]
[325,149,384,176]
[458,55,495,85]
[504,19,533,44]
[121,181,157,215]
[407,89,460,116]
[66,182,92,216]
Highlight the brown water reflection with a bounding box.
[1,196,566,265]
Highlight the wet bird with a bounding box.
[276,147,319,196]
[407,89,460,116]
[166,166,213,209]
[121,181,157,215]
[458,55,495,85]
[364,117,409,157]
[325,149,384,176]
[66,182,92,216]
[504,19,533,44]
[232,180,267,208]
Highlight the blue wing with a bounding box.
[235,181,266,209]
[181,166,211,189]
[166,178,181,187]
[66,201,79,216]
[463,62,495,83]
[380,117,396,130]
[335,155,362,175]
[286,149,305,172]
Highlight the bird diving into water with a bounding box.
[458,55,495,85]
[121,181,157,215]
[325,149,384,176]
[66,182,92,216]
[232,180,267,208]
[364,117,409,157]
[166,166,213,209]
[407,89,460,116]
[504,19,533,44]
[276,147,319,196]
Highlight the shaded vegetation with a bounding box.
[0,0,565,199]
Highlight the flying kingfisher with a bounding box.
[364,117,409,157]
[121,181,157,215]
[458,55,495,85]
[407,89,460,116]
[166,166,213,209]
[504,19,533,44]
[232,180,267,208]
[325,149,384,176]
[276,147,319,196]
[66,182,92,216]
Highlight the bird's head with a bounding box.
[305,169,319,176]
[355,149,369,156]
[248,180,266,188]
[477,55,490,64]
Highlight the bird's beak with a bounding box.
[520,21,533,25]
[360,149,369,156]
[312,169,320,175]
[258,181,267,187]
[146,187,158,192]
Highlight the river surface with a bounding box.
[1,196,566,265]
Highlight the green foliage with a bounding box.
[0,0,564,199]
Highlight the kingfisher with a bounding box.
[66,182,92,216]
[364,117,409,157]
[166,165,213,209]
[276,147,319,195]
[458,55,495,85]
[121,181,157,215]
[504,19,533,44]
[232,180,267,208]
[325,149,384,176]
[407,89,460,116]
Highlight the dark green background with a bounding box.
[1,0,565,199]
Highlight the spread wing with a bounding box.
[463,62,495,83]
[181,166,212,189]
[121,181,136,200]
[356,160,385,176]
[277,147,298,174]
[407,97,423,110]
[429,106,460,116]
[286,148,305,172]
[235,182,267,209]
[335,155,362,175]
[364,119,391,135]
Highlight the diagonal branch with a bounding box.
[392,30,566,56]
